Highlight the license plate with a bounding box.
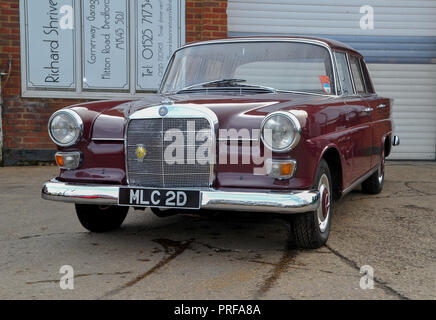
[119,187,201,209]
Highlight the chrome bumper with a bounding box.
[41,179,320,214]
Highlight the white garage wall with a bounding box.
[368,64,436,160]
[227,0,436,36]
[227,0,436,160]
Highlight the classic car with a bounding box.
[42,37,399,249]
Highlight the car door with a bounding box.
[335,52,372,181]
[359,59,392,167]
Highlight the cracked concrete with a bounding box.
[0,162,434,300]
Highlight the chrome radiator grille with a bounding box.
[126,118,212,188]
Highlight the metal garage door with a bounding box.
[227,0,436,160]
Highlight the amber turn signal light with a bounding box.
[266,159,297,179]
[55,154,64,167]
[55,152,81,170]
[280,162,295,176]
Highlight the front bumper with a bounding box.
[41,179,320,214]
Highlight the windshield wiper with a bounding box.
[175,79,277,94]
[239,83,277,93]
[175,79,246,93]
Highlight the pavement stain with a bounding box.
[196,241,239,253]
[404,181,436,196]
[401,204,434,212]
[99,238,193,299]
[254,247,297,299]
[26,271,132,285]
[253,235,299,300]
[16,232,87,241]
[325,244,409,300]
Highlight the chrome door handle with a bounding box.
[376,104,386,109]
[363,107,373,112]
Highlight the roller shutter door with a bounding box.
[227,0,436,160]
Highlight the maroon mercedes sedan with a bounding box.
[42,37,399,249]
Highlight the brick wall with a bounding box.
[186,0,228,43]
[0,0,228,166]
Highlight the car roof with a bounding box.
[181,36,363,57]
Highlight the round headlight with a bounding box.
[48,110,83,147]
[261,112,301,152]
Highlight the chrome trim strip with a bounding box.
[41,180,320,214]
[92,138,124,141]
[201,190,319,214]
[41,179,119,205]
[342,166,379,196]
[217,138,257,142]
[393,135,400,146]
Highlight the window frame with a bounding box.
[333,50,355,96]
[348,54,367,95]
[359,58,376,95]
[19,0,186,100]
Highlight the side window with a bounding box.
[349,55,366,94]
[334,52,353,95]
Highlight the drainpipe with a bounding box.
[0,73,4,164]
[0,57,12,165]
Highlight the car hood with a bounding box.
[71,93,336,140]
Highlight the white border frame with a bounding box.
[20,0,185,100]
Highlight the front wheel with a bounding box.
[287,159,333,249]
[150,207,178,218]
[75,204,129,233]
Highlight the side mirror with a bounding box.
[393,135,400,146]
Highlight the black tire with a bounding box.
[361,149,385,195]
[150,207,178,218]
[287,159,333,249]
[75,204,129,233]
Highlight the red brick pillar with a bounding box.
[186,0,228,43]
[1,0,21,164]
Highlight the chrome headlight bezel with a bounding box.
[48,109,83,147]
[261,111,302,153]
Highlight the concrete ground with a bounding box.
[0,162,434,300]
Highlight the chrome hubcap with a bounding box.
[317,173,331,233]
[378,153,385,184]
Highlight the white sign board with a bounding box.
[24,0,76,89]
[136,0,181,90]
[82,0,129,90]
[20,0,185,97]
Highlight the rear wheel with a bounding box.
[362,149,385,195]
[75,204,129,233]
[287,159,333,249]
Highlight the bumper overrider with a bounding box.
[41,179,320,214]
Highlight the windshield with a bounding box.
[160,41,335,95]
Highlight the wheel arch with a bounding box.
[319,146,343,201]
